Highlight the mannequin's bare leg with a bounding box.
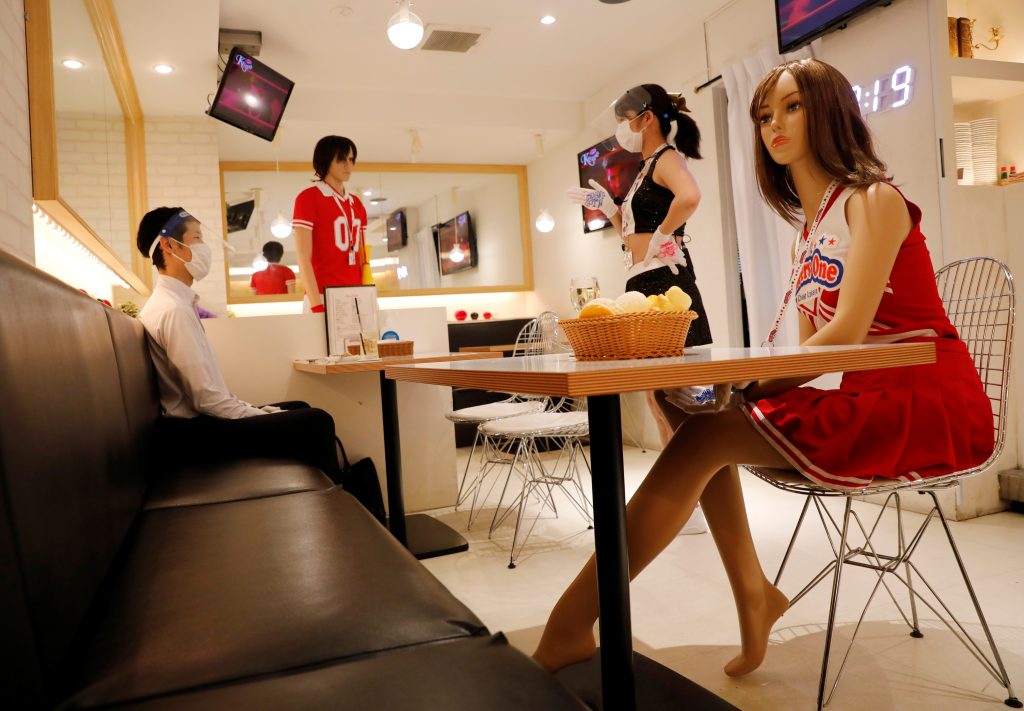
[652,391,788,675]
[532,408,789,674]
[647,391,707,534]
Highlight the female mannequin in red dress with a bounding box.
[532,58,993,677]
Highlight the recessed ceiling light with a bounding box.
[153,63,174,74]
[62,58,84,70]
[540,15,556,25]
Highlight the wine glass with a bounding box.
[569,276,600,313]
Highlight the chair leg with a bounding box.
[455,428,483,509]
[817,497,853,711]
[895,493,923,638]
[774,495,813,588]
[928,491,1021,708]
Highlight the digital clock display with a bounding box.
[852,65,913,115]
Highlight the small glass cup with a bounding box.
[361,329,380,357]
[569,276,600,313]
[345,337,363,356]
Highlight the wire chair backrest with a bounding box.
[935,257,1015,469]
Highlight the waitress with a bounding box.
[568,84,713,534]
[292,135,369,313]
[569,84,712,345]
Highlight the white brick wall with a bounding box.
[145,117,227,316]
[0,0,34,263]
[55,112,132,265]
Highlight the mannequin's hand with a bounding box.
[260,405,284,414]
[566,179,617,218]
[643,228,687,275]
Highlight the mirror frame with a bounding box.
[220,161,534,303]
[25,0,151,293]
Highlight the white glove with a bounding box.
[664,383,748,414]
[260,405,284,414]
[643,228,688,276]
[566,179,617,219]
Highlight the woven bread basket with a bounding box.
[560,311,697,361]
[377,340,414,357]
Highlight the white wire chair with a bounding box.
[447,314,557,527]
[479,397,593,568]
[745,257,1019,709]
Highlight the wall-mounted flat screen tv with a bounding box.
[577,137,643,233]
[433,211,477,275]
[776,0,889,53]
[208,47,294,142]
[225,199,255,233]
[386,209,408,252]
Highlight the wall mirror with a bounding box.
[26,0,149,292]
[220,163,533,302]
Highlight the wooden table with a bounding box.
[457,344,518,353]
[293,351,501,559]
[386,344,936,710]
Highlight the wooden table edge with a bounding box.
[293,351,501,375]
[384,342,936,396]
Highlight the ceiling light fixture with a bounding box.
[540,15,556,25]
[153,63,174,74]
[252,255,269,271]
[587,217,606,231]
[362,189,373,196]
[448,245,465,263]
[387,0,424,50]
[535,209,555,233]
[62,58,84,70]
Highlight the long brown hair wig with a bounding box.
[749,59,889,224]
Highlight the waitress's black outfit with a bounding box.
[622,145,713,346]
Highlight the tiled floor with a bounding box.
[421,446,1024,710]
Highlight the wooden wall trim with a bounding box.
[25,0,58,200]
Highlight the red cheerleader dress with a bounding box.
[742,185,994,490]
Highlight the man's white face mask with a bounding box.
[169,239,212,281]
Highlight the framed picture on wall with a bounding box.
[323,285,379,356]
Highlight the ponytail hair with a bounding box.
[645,84,702,160]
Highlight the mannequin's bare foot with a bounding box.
[724,583,788,677]
[532,627,598,673]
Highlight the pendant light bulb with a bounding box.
[387,1,424,50]
[270,211,292,238]
[535,209,555,233]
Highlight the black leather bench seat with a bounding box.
[65,489,485,708]
[144,459,333,510]
[114,634,587,711]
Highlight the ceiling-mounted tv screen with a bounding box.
[776,0,888,54]
[577,137,643,234]
[208,47,294,142]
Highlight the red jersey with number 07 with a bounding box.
[292,181,367,291]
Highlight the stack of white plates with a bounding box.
[970,118,998,186]
[955,122,973,185]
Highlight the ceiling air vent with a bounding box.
[419,24,486,53]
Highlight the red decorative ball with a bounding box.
[483,311,493,320]
[454,309,468,321]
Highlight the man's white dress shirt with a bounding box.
[139,275,265,419]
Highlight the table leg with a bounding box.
[587,394,636,711]
[378,372,468,559]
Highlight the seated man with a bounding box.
[137,206,342,483]
[250,240,296,296]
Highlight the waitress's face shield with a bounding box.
[589,85,655,141]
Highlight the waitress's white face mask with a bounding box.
[614,112,647,153]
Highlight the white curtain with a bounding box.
[721,45,810,346]
[413,227,441,289]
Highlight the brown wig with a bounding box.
[749,58,889,224]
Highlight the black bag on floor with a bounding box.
[335,437,387,525]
